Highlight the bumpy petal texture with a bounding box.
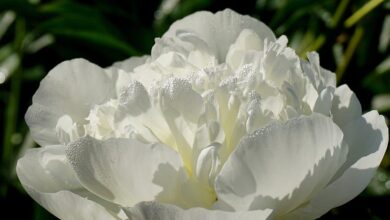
[17,8,388,220]
[65,136,185,207]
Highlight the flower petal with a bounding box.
[225,29,266,70]
[25,59,116,146]
[106,55,150,95]
[301,52,336,91]
[285,110,388,219]
[331,84,362,129]
[151,33,217,69]
[23,187,122,220]
[25,104,63,147]
[123,202,273,220]
[341,111,387,171]
[16,146,121,220]
[109,55,149,72]
[215,114,347,216]
[17,145,81,192]
[65,136,185,207]
[313,86,335,115]
[262,40,300,88]
[161,9,275,62]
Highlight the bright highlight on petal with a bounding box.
[18,9,388,220]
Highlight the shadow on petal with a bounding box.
[153,163,185,204]
[339,113,384,172]
[249,146,347,217]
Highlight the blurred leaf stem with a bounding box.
[345,0,384,28]
[336,26,364,82]
[330,0,350,28]
[1,17,24,195]
[298,0,350,57]
[0,11,15,39]
[301,34,326,56]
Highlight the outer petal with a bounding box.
[301,52,336,91]
[215,114,347,216]
[108,55,149,73]
[225,29,267,70]
[106,55,150,95]
[16,146,121,220]
[161,9,275,62]
[66,136,185,207]
[285,110,388,219]
[313,86,335,115]
[122,202,273,220]
[23,188,121,220]
[25,59,116,146]
[331,84,362,129]
[151,33,217,69]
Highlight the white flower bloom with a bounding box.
[17,9,388,220]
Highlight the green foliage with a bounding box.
[0,0,388,219]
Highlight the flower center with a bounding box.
[54,29,325,209]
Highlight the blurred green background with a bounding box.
[0,0,389,219]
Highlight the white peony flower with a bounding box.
[17,9,388,220]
